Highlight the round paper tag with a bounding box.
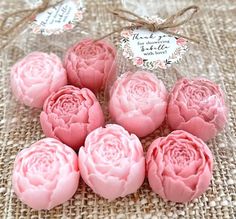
[120,17,188,70]
[30,0,85,35]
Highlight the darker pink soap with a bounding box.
[146,130,213,203]
[64,38,116,92]
[167,78,227,141]
[40,85,105,150]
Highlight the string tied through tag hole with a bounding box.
[96,5,200,44]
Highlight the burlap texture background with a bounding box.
[0,0,235,218]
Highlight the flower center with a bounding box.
[26,153,54,174]
[61,99,77,113]
[53,93,86,115]
[172,150,191,167]
[129,81,152,99]
[23,57,54,79]
[183,83,213,105]
[135,85,146,96]
[100,140,123,162]
[76,44,104,59]
[168,144,196,168]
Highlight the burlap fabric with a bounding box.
[0,0,235,218]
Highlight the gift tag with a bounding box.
[30,0,85,35]
[120,17,188,70]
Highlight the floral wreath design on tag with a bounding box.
[31,0,85,35]
[120,17,188,70]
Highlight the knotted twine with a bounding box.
[0,0,62,49]
[0,2,200,50]
[97,6,200,43]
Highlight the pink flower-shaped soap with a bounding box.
[64,38,116,92]
[146,130,213,203]
[79,124,145,200]
[167,78,228,141]
[11,52,67,108]
[40,85,105,150]
[12,138,79,210]
[109,71,168,137]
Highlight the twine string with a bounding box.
[0,0,64,36]
[97,5,200,43]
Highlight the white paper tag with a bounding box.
[120,17,188,70]
[30,0,85,35]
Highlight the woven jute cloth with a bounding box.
[0,0,236,218]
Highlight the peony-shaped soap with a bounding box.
[109,71,168,137]
[64,38,116,92]
[79,124,145,200]
[146,130,213,203]
[11,52,67,108]
[12,138,79,210]
[40,85,105,150]
[167,78,227,141]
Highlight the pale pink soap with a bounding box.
[12,138,80,210]
[64,38,116,92]
[167,78,228,141]
[79,124,145,201]
[40,85,105,150]
[146,130,213,203]
[109,71,168,137]
[11,52,67,108]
